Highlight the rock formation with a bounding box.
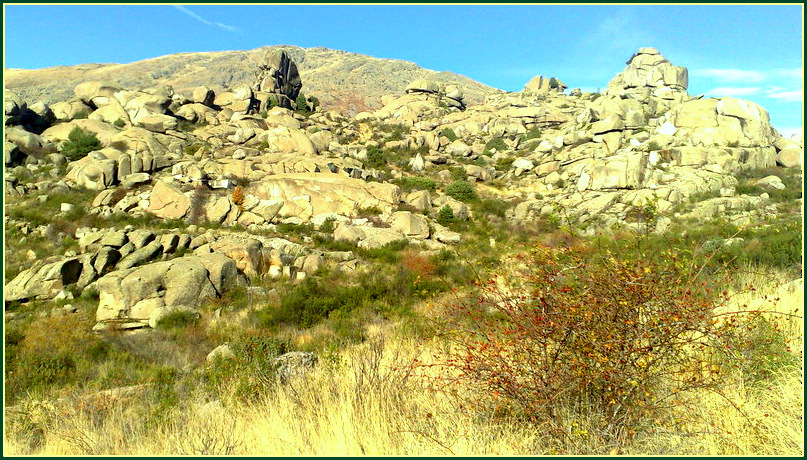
[252,49,303,111]
[4,46,802,332]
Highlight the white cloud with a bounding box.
[172,6,240,33]
[766,89,802,103]
[704,86,763,97]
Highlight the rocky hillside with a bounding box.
[4,45,802,342]
[4,45,502,116]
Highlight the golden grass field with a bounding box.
[4,270,803,456]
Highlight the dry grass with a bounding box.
[4,273,802,456]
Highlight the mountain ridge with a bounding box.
[4,45,504,116]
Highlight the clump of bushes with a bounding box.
[436,242,793,445]
[445,180,478,203]
[395,176,437,192]
[365,145,386,168]
[294,92,319,116]
[483,137,508,154]
[61,127,102,161]
[439,127,458,142]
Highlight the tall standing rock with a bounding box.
[609,47,688,93]
[253,50,303,110]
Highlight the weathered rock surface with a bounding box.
[249,173,402,221]
[94,254,242,327]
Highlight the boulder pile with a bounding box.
[4,46,802,331]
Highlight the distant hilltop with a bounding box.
[3,45,503,116]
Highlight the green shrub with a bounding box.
[450,167,467,181]
[439,127,458,142]
[295,92,313,115]
[732,220,802,270]
[319,217,337,234]
[184,143,206,156]
[395,176,437,192]
[176,119,206,132]
[356,205,383,217]
[436,204,455,226]
[155,310,200,330]
[61,127,102,161]
[474,198,510,219]
[113,118,126,128]
[523,126,542,141]
[365,145,386,168]
[483,137,508,154]
[494,157,515,171]
[445,180,478,203]
[717,315,800,386]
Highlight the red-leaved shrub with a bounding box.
[434,244,754,443]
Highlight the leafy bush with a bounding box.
[184,143,207,156]
[365,145,386,168]
[716,315,800,386]
[295,92,314,115]
[439,128,458,142]
[436,244,778,444]
[61,127,102,161]
[395,176,437,192]
[725,220,802,271]
[5,314,111,403]
[155,310,200,330]
[483,137,508,154]
[494,157,515,171]
[524,126,543,141]
[445,180,478,203]
[436,205,455,226]
[318,217,337,233]
[176,119,207,132]
[473,198,510,219]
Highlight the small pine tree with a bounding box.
[445,180,478,203]
[436,205,455,226]
[295,93,309,114]
[61,127,102,161]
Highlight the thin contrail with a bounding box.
[172,5,240,33]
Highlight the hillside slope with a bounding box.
[4,45,503,115]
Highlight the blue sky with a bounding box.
[3,4,803,135]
